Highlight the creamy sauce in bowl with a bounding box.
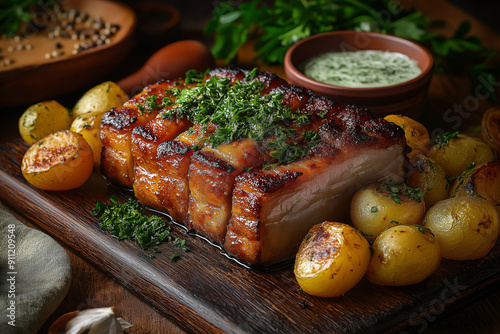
[299,50,422,88]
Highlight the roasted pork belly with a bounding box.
[100,67,406,266]
[225,121,405,266]
[101,80,198,187]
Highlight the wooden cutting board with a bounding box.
[2,138,500,334]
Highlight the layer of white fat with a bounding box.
[259,145,405,265]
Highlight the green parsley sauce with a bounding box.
[300,50,422,88]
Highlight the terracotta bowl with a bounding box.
[284,30,434,118]
[0,0,136,109]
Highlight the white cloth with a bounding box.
[0,203,71,334]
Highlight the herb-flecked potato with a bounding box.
[21,130,94,191]
[366,225,441,286]
[406,154,450,208]
[294,222,371,298]
[427,132,496,178]
[481,106,500,155]
[18,100,72,145]
[384,114,430,158]
[72,81,129,119]
[423,196,499,260]
[350,181,426,241]
[449,161,500,216]
[70,111,105,168]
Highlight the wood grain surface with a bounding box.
[1,138,500,333]
[1,1,500,332]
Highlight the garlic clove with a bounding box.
[48,307,132,334]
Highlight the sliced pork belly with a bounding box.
[100,81,174,187]
[130,116,192,222]
[187,138,265,244]
[132,121,216,224]
[185,70,313,244]
[225,117,406,267]
[100,78,201,187]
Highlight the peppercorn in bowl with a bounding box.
[0,0,137,108]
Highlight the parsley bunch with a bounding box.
[204,0,499,100]
[92,195,190,259]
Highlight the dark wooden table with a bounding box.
[1,0,500,333]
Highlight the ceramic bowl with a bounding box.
[284,30,434,118]
[0,0,137,108]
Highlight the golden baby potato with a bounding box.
[384,114,430,158]
[366,225,441,286]
[18,100,71,145]
[424,196,499,260]
[21,130,94,191]
[428,132,496,178]
[449,161,500,216]
[481,106,500,155]
[72,81,128,119]
[70,111,105,168]
[294,222,371,298]
[406,154,450,208]
[350,181,426,241]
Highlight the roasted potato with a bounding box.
[449,161,500,216]
[423,196,499,260]
[481,106,500,155]
[72,81,128,119]
[384,114,430,158]
[70,111,105,168]
[406,154,450,208]
[18,101,71,145]
[21,130,94,191]
[366,225,441,286]
[294,221,371,297]
[350,181,426,241]
[427,132,496,178]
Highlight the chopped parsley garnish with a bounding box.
[376,180,424,204]
[160,69,319,167]
[173,237,191,252]
[91,195,190,259]
[432,131,459,148]
[136,93,174,115]
[184,69,207,84]
[417,226,434,236]
[453,163,477,190]
[427,159,437,169]
[445,174,455,190]
[465,162,476,171]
